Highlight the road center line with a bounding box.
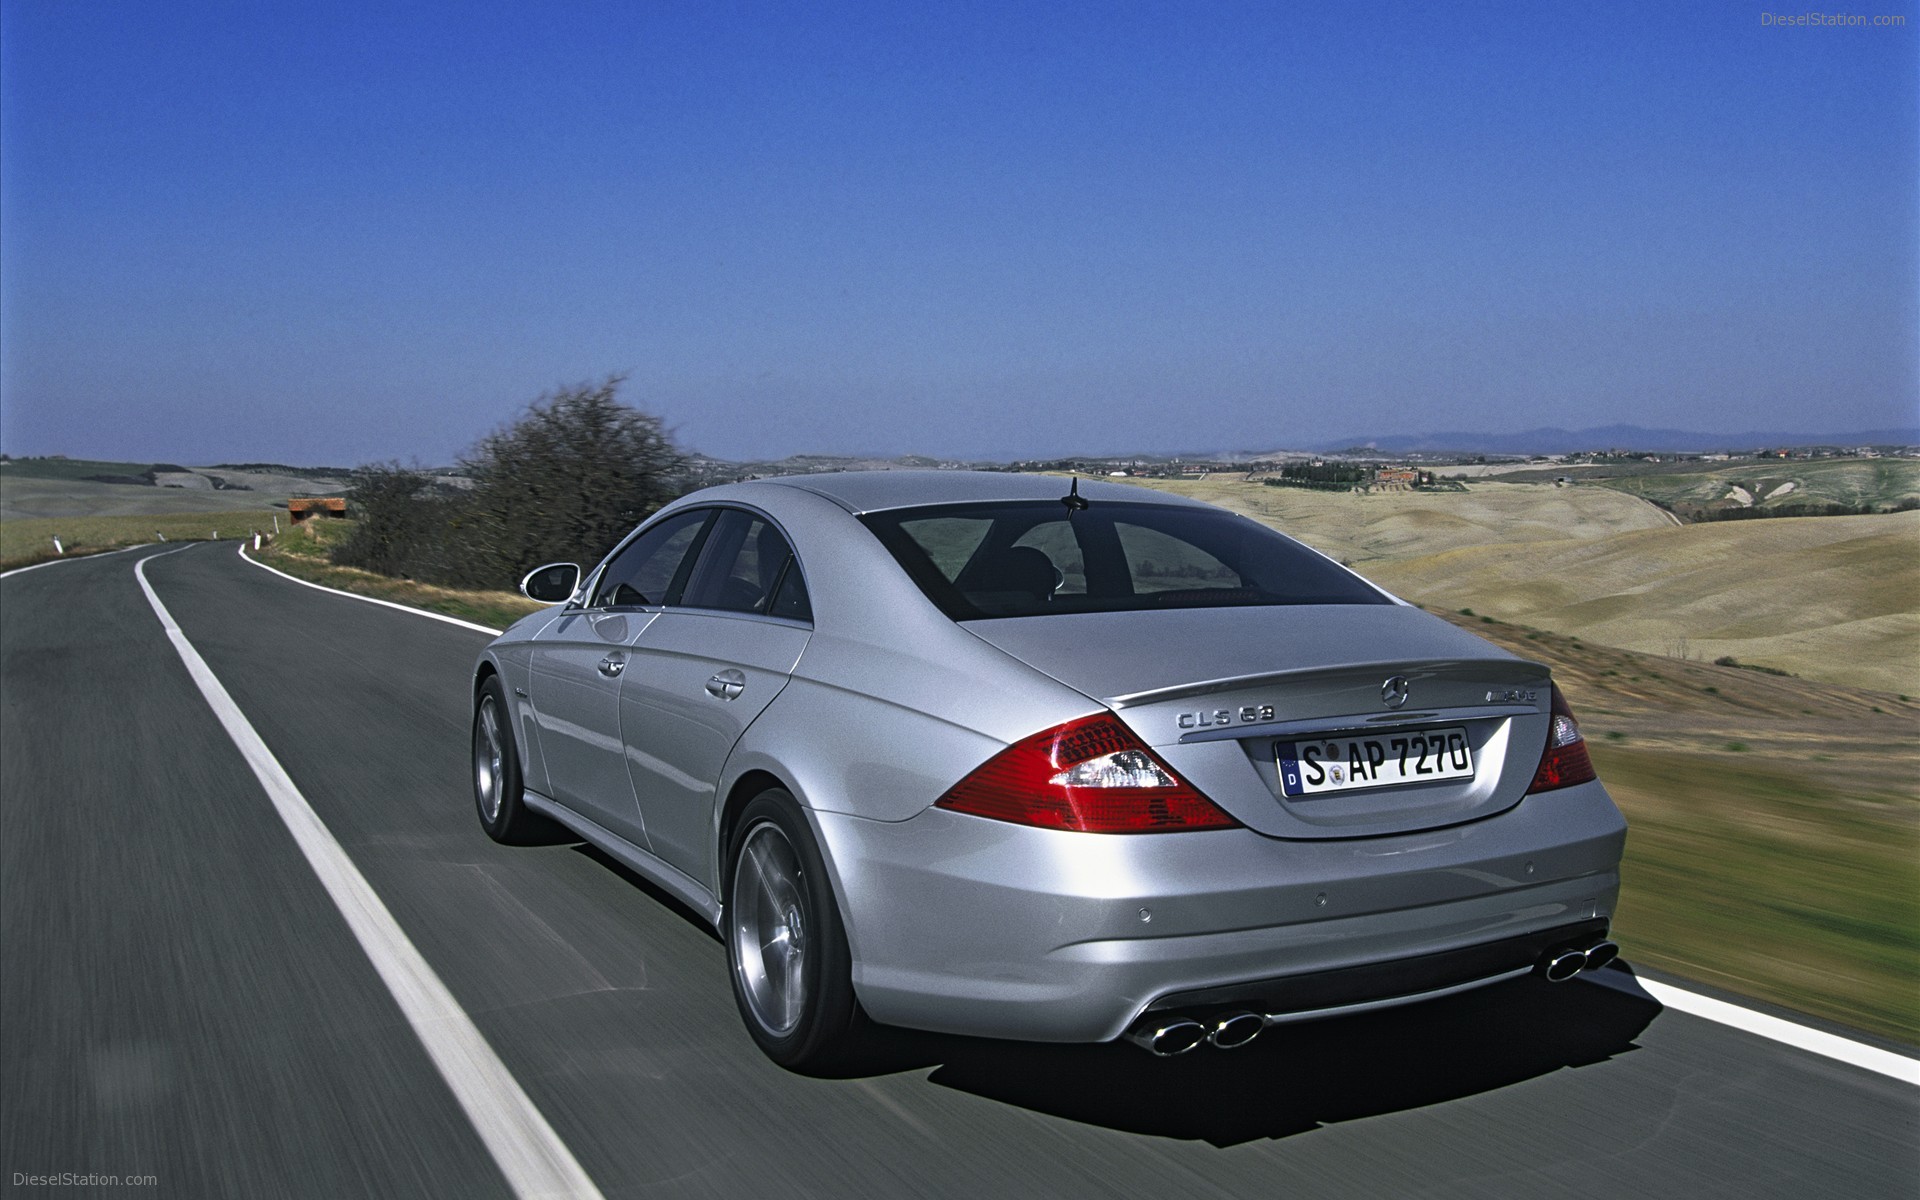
[134,548,603,1200]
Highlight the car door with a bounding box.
[528,508,713,848]
[618,508,813,884]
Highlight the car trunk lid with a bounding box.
[963,604,1554,839]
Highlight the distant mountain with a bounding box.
[1308,425,1920,456]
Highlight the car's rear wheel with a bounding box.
[726,790,861,1071]
[472,675,554,844]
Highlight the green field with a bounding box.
[1,510,283,570]
[1597,745,1917,1040]
[1592,457,1920,513]
[0,456,167,481]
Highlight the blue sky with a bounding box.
[2,1,1915,464]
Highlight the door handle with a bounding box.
[598,654,626,678]
[705,669,746,700]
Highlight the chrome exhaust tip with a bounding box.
[1125,1018,1208,1057]
[1581,940,1619,972]
[1209,1012,1265,1050]
[1542,949,1588,983]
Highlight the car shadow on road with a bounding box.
[556,836,1661,1145]
[570,843,725,943]
[835,965,1662,1147]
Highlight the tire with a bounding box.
[725,789,862,1071]
[472,674,556,845]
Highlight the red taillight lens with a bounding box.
[936,713,1240,833]
[1528,684,1596,793]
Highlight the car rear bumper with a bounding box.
[812,780,1626,1043]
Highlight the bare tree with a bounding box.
[460,377,685,584]
[330,378,684,588]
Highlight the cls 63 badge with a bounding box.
[1178,704,1276,730]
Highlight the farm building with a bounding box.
[288,497,347,522]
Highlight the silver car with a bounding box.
[471,472,1626,1069]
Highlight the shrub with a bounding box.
[331,376,685,588]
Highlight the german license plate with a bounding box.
[1279,727,1474,797]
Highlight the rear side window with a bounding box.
[681,509,811,622]
[860,500,1387,620]
[593,509,711,608]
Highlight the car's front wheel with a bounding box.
[726,789,861,1071]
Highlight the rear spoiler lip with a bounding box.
[1104,656,1552,709]
[1171,701,1545,746]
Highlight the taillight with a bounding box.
[1527,683,1596,793]
[936,713,1240,833]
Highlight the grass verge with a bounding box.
[1,510,283,571]
[1595,745,1917,1044]
[254,519,545,631]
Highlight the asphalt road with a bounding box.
[3,543,1915,1199]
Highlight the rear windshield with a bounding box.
[859,500,1389,620]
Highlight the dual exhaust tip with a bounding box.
[1125,1011,1265,1057]
[1540,938,1619,983]
[1128,937,1618,1056]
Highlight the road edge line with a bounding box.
[135,549,601,1199]
[0,542,155,580]
[1632,977,1920,1085]
[237,543,504,635]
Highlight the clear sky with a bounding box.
[2,1,1915,465]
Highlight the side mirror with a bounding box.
[520,562,581,604]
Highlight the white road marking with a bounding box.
[237,543,504,635]
[227,534,1920,1090]
[0,542,154,580]
[135,549,603,1199]
[1632,977,1919,1085]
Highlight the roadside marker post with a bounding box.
[51,537,63,555]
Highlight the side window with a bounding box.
[592,509,711,608]
[681,510,803,617]
[768,563,812,622]
[1114,522,1240,594]
[895,517,992,583]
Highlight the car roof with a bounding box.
[754,470,1214,515]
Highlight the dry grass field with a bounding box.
[1425,609,1917,1041]
[1119,476,1676,564]
[1118,475,1917,695]
[1361,511,1920,694]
